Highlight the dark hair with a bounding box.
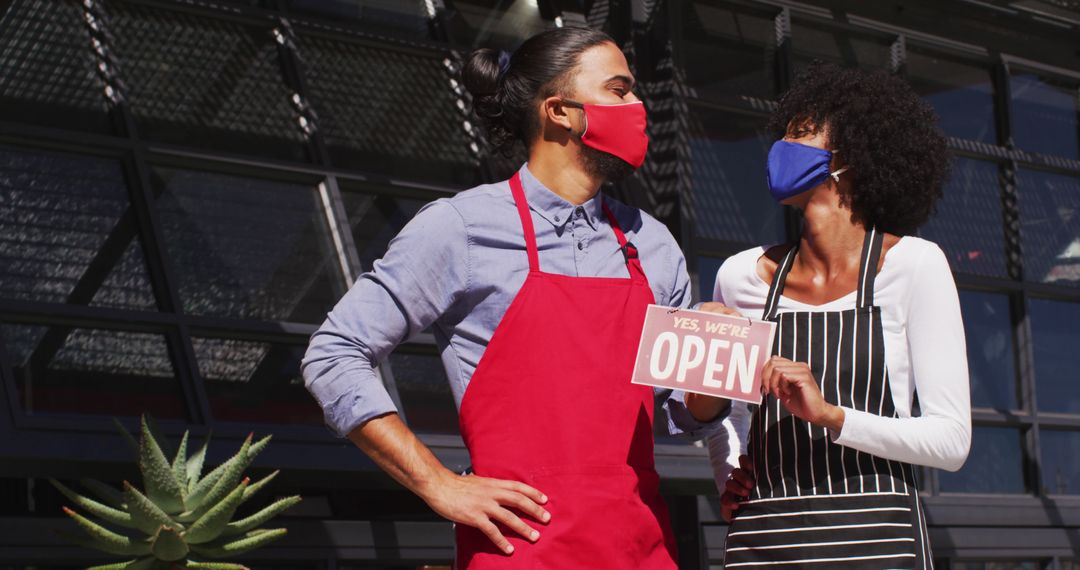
[462,27,615,153]
[768,62,950,235]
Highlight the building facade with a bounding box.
[0,0,1078,568]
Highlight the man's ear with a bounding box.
[542,96,575,133]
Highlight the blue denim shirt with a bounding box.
[302,164,720,438]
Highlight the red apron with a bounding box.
[455,172,678,569]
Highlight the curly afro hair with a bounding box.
[768,61,950,235]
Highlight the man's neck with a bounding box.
[526,145,603,206]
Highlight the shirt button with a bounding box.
[578,241,584,250]
[554,214,560,222]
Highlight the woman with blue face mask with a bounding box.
[704,62,971,568]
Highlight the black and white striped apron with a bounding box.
[724,228,933,569]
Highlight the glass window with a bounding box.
[790,19,893,73]
[297,31,477,184]
[920,158,1007,277]
[1030,299,1080,414]
[906,47,997,143]
[959,291,1017,411]
[109,2,306,161]
[697,256,726,303]
[0,0,112,133]
[191,337,323,426]
[1,323,187,419]
[340,192,428,271]
[1040,429,1080,495]
[151,167,342,323]
[388,347,457,435]
[676,3,778,101]
[0,146,157,311]
[1010,71,1080,160]
[1017,169,1080,286]
[688,106,786,246]
[938,426,1027,494]
[445,0,551,50]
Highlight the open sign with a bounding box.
[631,305,776,403]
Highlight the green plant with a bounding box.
[50,415,301,570]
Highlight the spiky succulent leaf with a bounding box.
[80,478,126,509]
[240,470,278,504]
[122,481,178,536]
[247,435,271,459]
[151,525,189,561]
[112,417,140,460]
[86,557,158,570]
[189,528,287,559]
[186,434,210,495]
[139,416,185,514]
[184,561,249,570]
[172,430,189,491]
[62,507,152,556]
[222,495,300,537]
[185,479,249,544]
[49,479,134,529]
[186,435,252,518]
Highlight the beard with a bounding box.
[579,144,636,184]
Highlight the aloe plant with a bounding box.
[51,415,301,570]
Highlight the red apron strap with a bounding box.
[508,172,540,272]
[601,201,646,282]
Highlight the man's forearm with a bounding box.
[347,412,450,500]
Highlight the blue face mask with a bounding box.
[766,140,849,202]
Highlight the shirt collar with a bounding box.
[518,164,602,231]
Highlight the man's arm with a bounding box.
[349,413,549,555]
[302,200,548,554]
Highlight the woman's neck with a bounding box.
[796,193,867,279]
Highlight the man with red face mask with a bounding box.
[302,27,730,569]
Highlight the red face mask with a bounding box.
[564,99,649,169]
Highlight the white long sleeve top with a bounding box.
[707,236,972,492]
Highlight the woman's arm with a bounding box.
[772,243,972,471]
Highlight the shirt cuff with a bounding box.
[663,389,731,439]
[829,406,862,446]
[320,384,399,438]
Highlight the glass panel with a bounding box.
[1040,429,1080,495]
[0,0,111,132]
[445,0,551,50]
[938,426,1027,494]
[340,192,427,270]
[1010,71,1080,160]
[191,337,323,426]
[696,256,726,303]
[920,159,1006,277]
[388,348,457,435]
[2,323,186,419]
[959,291,1017,410]
[110,2,306,161]
[287,0,432,38]
[688,106,786,245]
[951,563,1043,570]
[1017,169,1080,285]
[790,19,893,73]
[1030,299,1080,414]
[677,3,778,101]
[151,167,341,323]
[0,146,157,311]
[906,47,997,143]
[298,32,477,184]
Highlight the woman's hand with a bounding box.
[721,454,755,523]
[761,356,845,432]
